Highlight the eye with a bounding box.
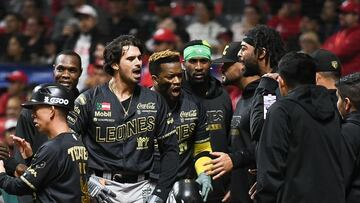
[189,59,197,64]
[200,59,209,63]
[56,66,64,72]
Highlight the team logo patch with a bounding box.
[76,94,87,105]
[222,45,229,55]
[96,102,111,111]
[331,61,338,69]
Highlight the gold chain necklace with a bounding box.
[109,80,133,116]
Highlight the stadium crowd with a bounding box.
[0,0,359,203]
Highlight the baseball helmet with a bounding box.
[173,179,202,203]
[22,83,74,110]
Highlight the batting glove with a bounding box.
[196,172,213,202]
[88,176,116,203]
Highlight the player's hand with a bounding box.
[88,176,116,203]
[146,194,164,203]
[249,181,257,200]
[0,160,5,173]
[204,152,233,180]
[0,143,10,161]
[222,190,231,202]
[262,73,279,80]
[15,164,27,177]
[196,172,213,202]
[11,135,33,159]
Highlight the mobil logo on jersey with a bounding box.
[95,102,112,117]
[96,102,111,111]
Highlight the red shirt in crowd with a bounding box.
[322,25,360,75]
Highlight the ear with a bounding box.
[315,72,321,84]
[257,48,267,60]
[111,63,119,71]
[151,75,159,86]
[277,75,285,88]
[50,106,56,120]
[344,98,352,113]
[277,75,288,96]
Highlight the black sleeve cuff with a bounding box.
[24,156,33,167]
[229,149,255,169]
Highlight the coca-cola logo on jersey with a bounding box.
[180,110,197,118]
[137,103,156,110]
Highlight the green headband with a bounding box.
[184,44,211,61]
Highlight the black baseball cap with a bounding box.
[310,49,342,74]
[213,42,241,64]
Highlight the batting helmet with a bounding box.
[173,179,202,203]
[22,83,75,110]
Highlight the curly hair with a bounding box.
[103,35,143,76]
[245,25,285,71]
[149,50,180,76]
[336,72,360,110]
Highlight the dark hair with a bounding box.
[184,40,211,50]
[336,73,360,110]
[103,35,143,76]
[317,71,340,81]
[55,50,82,70]
[245,25,285,71]
[149,50,181,76]
[244,4,261,15]
[277,52,316,89]
[6,12,24,23]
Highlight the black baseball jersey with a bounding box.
[0,132,89,203]
[171,90,210,179]
[68,83,179,200]
[14,87,80,162]
[183,76,232,153]
[228,80,259,203]
[182,76,233,202]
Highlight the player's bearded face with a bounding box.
[238,42,261,77]
[31,105,52,134]
[157,62,182,101]
[118,45,142,84]
[184,58,211,83]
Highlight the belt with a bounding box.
[92,169,149,183]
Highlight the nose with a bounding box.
[195,62,203,71]
[135,57,142,67]
[173,76,181,84]
[61,69,70,78]
[237,50,242,58]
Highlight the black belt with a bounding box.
[92,169,150,183]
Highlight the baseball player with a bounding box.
[148,50,213,202]
[0,83,89,203]
[182,40,233,202]
[12,50,82,169]
[68,35,179,203]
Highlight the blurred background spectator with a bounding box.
[0,0,359,110]
[0,70,28,116]
[186,0,226,53]
[323,0,360,76]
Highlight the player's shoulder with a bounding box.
[181,90,202,107]
[138,85,164,102]
[75,83,109,105]
[46,132,83,150]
